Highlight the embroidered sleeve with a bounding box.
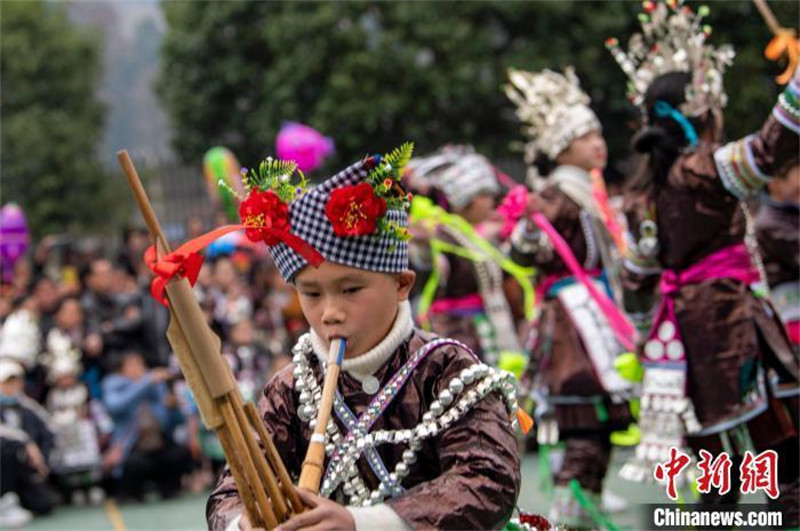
[715,75,800,201]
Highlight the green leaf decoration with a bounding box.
[227,157,309,203]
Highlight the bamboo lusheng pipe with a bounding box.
[118,151,226,427]
[117,150,302,529]
[244,401,305,514]
[229,394,288,522]
[298,337,346,492]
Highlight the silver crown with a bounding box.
[505,67,601,162]
[606,0,735,117]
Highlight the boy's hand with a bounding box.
[275,488,356,531]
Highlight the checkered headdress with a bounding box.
[270,153,412,281]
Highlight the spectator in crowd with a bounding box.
[101,351,191,502]
[0,359,58,516]
[42,295,104,399]
[0,221,313,515]
[0,425,55,526]
[0,296,50,402]
[0,298,41,374]
[81,258,142,355]
[221,318,272,403]
[31,276,60,338]
[116,225,151,287]
[185,215,207,240]
[45,296,86,361]
[209,255,252,330]
[46,355,107,506]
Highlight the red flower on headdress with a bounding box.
[325,182,387,237]
[239,189,291,244]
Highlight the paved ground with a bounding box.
[19,448,765,531]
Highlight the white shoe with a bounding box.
[0,493,33,529]
[71,489,87,506]
[601,489,629,514]
[0,492,19,511]
[88,487,105,505]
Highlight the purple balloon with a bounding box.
[0,203,30,282]
[275,122,335,173]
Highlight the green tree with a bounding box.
[1,0,113,238]
[157,1,798,175]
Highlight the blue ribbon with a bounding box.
[654,100,699,147]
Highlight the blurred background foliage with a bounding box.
[2,0,798,238]
[1,0,117,239]
[157,1,798,170]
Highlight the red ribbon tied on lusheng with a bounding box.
[145,224,324,307]
[145,225,242,307]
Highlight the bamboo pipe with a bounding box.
[218,398,278,529]
[117,150,285,529]
[216,425,265,529]
[244,402,305,514]
[230,394,289,522]
[298,338,345,492]
[118,150,234,402]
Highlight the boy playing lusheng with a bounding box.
[206,145,522,530]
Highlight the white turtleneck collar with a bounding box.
[550,164,599,217]
[310,300,414,381]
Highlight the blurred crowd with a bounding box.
[0,220,306,527]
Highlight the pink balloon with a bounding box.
[275,122,335,173]
[0,203,30,282]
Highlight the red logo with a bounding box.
[740,450,779,500]
[653,447,781,500]
[654,447,691,500]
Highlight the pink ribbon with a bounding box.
[650,243,758,354]
[426,293,484,317]
[497,185,529,241]
[531,212,635,350]
[537,268,604,304]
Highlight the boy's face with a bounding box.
[294,261,415,359]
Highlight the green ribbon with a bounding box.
[569,479,619,531]
[410,196,536,322]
